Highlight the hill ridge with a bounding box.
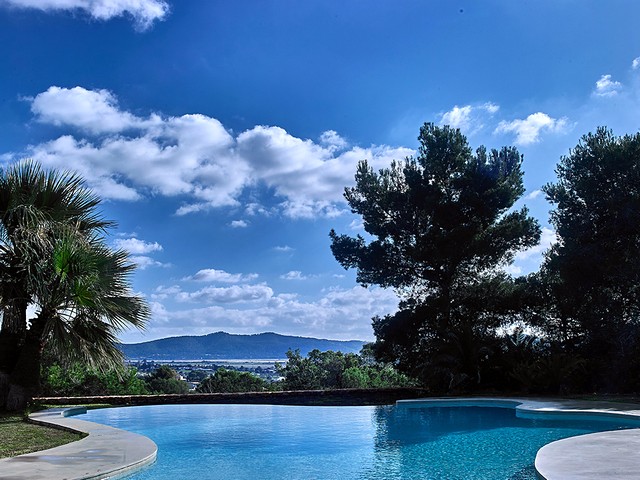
[120,331,365,360]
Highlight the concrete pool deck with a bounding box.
[398,397,640,479]
[2,398,640,479]
[0,407,157,480]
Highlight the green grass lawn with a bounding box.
[0,413,85,459]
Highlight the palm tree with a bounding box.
[6,231,149,410]
[0,161,149,410]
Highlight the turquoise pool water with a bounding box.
[84,404,638,480]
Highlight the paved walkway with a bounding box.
[398,397,640,479]
[0,408,156,480]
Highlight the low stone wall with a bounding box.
[36,387,430,407]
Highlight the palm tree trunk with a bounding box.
[5,316,45,412]
[0,331,22,409]
[0,301,27,408]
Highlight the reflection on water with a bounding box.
[364,405,631,480]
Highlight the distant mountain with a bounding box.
[120,331,365,360]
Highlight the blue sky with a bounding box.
[1,0,639,343]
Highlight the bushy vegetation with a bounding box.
[143,366,190,394]
[276,348,416,390]
[41,362,147,396]
[40,361,195,396]
[331,124,640,395]
[196,368,268,393]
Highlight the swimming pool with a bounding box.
[84,403,639,480]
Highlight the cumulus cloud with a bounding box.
[0,0,169,30]
[280,270,308,280]
[230,220,248,228]
[176,284,274,304]
[319,130,348,151]
[440,105,472,129]
[494,112,569,145]
[184,268,258,284]
[113,237,162,254]
[245,202,271,217]
[274,245,294,252]
[14,86,414,219]
[593,74,622,97]
[111,236,167,269]
[124,285,399,342]
[151,285,182,300]
[633,57,640,70]
[30,86,158,134]
[439,102,499,132]
[130,255,169,270]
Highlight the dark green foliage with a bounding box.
[186,369,208,382]
[41,362,148,396]
[331,123,540,391]
[144,366,189,394]
[276,349,415,390]
[196,368,267,393]
[541,127,640,392]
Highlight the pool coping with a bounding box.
[397,397,640,479]
[0,407,157,480]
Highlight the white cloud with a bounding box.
[280,270,307,280]
[176,284,274,304]
[483,102,500,114]
[30,86,157,134]
[15,86,414,219]
[274,245,294,252]
[440,105,473,129]
[514,227,557,262]
[0,0,169,30]
[593,74,622,97]
[439,102,499,132]
[349,219,364,230]
[230,220,248,228]
[130,255,169,270]
[505,227,557,276]
[184,268,258,284]
[111,236,166,269]
[504,264,522,276]
[525,190,542,200]
[319,130,348,151]
[633,57,640,70]
[23,87,244,206]
[245,202,272,216]
[151,285,181,300]
[113,237,162,254]
[505,228,557,276]
[494,112,569,145]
